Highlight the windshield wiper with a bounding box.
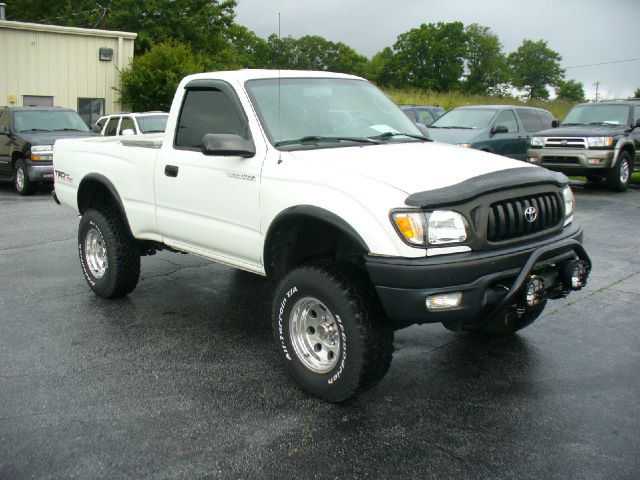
[369,131,431,142]
[20,128,51,132]
[432,126,471,130]
[274,135,380,147]
[587,122,618,126]
[53,128,82,131]
[561,123,584,126]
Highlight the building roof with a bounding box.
[0,19,136,39]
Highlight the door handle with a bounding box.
[164,165,179,177]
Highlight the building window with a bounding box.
[78,98,105,128]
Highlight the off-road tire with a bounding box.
[606,152,632,192]
[14,159,35,196]
[272,261,393,402]
[78,207,140,298]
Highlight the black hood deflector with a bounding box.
[405,167,568,208]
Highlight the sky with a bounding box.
[235,0,640,100]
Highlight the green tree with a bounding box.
[634,88,640,98]
[8,0,238,56]
[463,24,510,95]
[386,22,468,91]
[365,47,395,85]
[118,42,204,111]
[556,79,585,102]
[508,39,564,100]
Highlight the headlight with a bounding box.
[31,144,54,161]
[587,137,614,148]
[392,210,469,247]
[427,210,469,245]
[391,212,426,246]
[456,143,472,148]
[563,186,574,226]
[530,137,545,147]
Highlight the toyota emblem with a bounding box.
[524,206,538,223]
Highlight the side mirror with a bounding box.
[201,133,255,158]
[491,125,508,134]
[551,119,560,128]
[121,129,135,136]
[635,119,640,128]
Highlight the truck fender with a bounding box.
[77,173,133,235]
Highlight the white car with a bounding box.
[93,111,168,136]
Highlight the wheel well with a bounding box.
[11,151,23,169]
[619,145,635,166]
[264,214,368,280]
[77,177,132,235]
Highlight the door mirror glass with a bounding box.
[551,119,560,128]
[491,125,508,134]
[201,133,255,158]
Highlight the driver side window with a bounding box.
[175,88,246,150]
[494,110,519,133]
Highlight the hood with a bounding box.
[18,130,98,146]
[425,127,486,145]
[287,141,533,196]
[535,125,628,137]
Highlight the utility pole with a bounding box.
[594,81,600,102]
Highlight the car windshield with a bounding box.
[430,108,496,129]
[13,110,89,132]
[245,77,423,149]
[137,114,168,133]
[563,104,630,126]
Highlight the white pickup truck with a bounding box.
[53,70,591,402]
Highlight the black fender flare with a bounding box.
[263,205,370,277]
[77,173,132,235]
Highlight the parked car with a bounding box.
[93,111,169,136]
[427,105,556,160]
[527,99,640,192]
[53,70,591,402]
[0,106,96,195]
[401,104,446,126]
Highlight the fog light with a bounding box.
[528,157,540,164]
[560,259,589,291]
[524,276,545,307]
[587,158,606,165]
[426,292,462,311]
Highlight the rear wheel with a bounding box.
[272,262,393,402]
[78,207,140,298]
[14,159,34,195]
[606,152,632,192]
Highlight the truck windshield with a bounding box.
[137,114,168,133]
[13,110,90,132]
[563,104,630,126]
[430,108,496,129]
[245,78,423,148]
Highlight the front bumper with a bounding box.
[527,147,615,175]
[26,159,54,183]
[365,224,590,328]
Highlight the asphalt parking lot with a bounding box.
[0,180,639,480]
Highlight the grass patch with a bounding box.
[385,88,577,120]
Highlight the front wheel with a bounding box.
[14,159,35,195]
[606,152,632,192]
[78,208,140,298]
[272,262,393,402]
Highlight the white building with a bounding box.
[0,13,136,126]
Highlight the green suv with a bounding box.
[527,100,640,192]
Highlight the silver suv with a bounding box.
[527,100,640,192]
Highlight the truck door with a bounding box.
[154,81,264,267]
[0,109,11,176]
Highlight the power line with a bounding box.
[565,58,638,69]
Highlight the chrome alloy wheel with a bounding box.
[84,227,108,279]
[620,158,630,184]
[289,297,341,374]
[15,167,24,191]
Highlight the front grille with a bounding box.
[544,137,587,149]
[542,156,580,164]
[487,192,563,242]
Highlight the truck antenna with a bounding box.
[277,12,283,164]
